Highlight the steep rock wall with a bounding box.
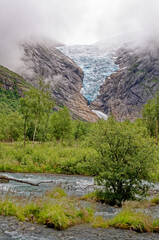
[91,43,159,121]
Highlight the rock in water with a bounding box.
[0,175,9,183]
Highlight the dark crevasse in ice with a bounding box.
[57,44,119,102]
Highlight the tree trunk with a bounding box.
[33,117,38,146]
[156,117,158,144]
[24,118,27,147]
[0,175,53,186]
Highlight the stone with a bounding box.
[90,42,159,121]
[0,175,9,183]
[20,42,98,122]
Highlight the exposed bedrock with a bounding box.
[20,42,98,122]
[90,42,159,121]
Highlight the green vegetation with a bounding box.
[0,188,94,230]
[20,77,54,146]
[1,187,159,232]
[0,76,159,231]
[93,210,154,232]
[93,201,159,233]
[0,65,30,114]
[49,106,72,141]
[151,78,159,83]
[90,117,158,206]
[0,141,98,174]
[0,88,20,114]
[142,91,159,141]
[150,195,159,205]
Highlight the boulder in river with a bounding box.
[0,175,9,183]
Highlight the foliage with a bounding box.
[90,117,158,206]
[0,112,23,141]
[0,142,98,175]
[142,91,159,140]
[73,120,90,140]
[0,88,20,114]
[49,106,72,141]
[20,77,54,145]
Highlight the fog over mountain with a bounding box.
[0,0,159,70]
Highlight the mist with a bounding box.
[0,0,159,70]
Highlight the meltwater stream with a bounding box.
[0,173,159,240]
[57,44,119,103]
[0,173,118,219]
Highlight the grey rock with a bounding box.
[91,42,159,121]
[0,217,159,240]
[20,42,98,122]
[0,175,9,183]
[0,65,30,96]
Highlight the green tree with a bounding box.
[0,112,23,141]
[91,118,157,206]
[49,106,72,141]
[142,91,159,141]
[20,78,54,146]
[73,120,89,140]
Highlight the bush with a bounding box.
[91,118,158,206]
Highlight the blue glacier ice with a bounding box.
[57,44,119,102]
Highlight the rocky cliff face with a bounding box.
[90,42,159,121]
[20,42,98,122]
[0,65,30,96]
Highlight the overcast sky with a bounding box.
[0,0,159,69]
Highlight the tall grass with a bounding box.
[0,142,98,175]
[0,188,94,230]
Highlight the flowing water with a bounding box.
[0,173,159,240]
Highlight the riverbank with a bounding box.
[0,172,159,235]
[0,216,159,240]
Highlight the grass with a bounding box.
[150,195,159,205]
[80,191,100,202]
[93,209,159,233]
[84,196,159,233]
[0,188,94,230]
[107,210,152,232]
[0,186,159,232]
[0,142,99,175]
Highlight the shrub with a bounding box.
[91,117,158,206]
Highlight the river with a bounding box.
[0,173,159,240]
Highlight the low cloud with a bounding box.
[0,0,159,71]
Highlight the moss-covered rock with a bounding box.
[0,175,9,183]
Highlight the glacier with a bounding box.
[57,44,119,103]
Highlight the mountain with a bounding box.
[1,38,159,121]
[20,42,98,122]
[90,41,159,120]
[58,39,159,121]
[0,65,30,113]
[0,65,30,95]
